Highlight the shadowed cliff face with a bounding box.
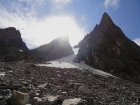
[74,12,140,83]
[30,36,74,62]
[0,27,29,56]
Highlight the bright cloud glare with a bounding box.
[0,8,86,49]
[22,16,86,48]
[0,0,86,49]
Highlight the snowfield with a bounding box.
[38,48,113,77]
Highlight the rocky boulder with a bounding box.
[11,90,29,105]
[30,36,74,62]
[74,12,140,83]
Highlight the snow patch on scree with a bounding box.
[37,48,113,77]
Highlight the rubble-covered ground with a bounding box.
[0,61,140,105]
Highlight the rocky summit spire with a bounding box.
[74,12,140,84]
[99,12,114,27]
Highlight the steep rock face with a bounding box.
[30,36,73,62]
[0,27,28,56]
[74,12,140,83]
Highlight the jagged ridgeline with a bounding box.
[74,12,140,83]
[0,27,73,62]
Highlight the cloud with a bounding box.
[0,0,46,18]
[54,0,72,4]
[52,0,73,9]
[104,0,119,9]
[133,38,140,46]
[0,0,86,49]
[21,16,86,48]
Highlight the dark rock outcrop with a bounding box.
[30,36,74,62]
[0,27,29,61]
[0,27,28,56]
[74,12,140,83]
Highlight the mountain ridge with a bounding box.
[0,12,140,84]
[74,12,140,83]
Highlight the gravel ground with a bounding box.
[0,61,140,105]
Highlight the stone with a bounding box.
[11,90,29,105]
[37,83,50,89]
[46,95,59,102]
[32,97,42,105]
[4,89,11,96]
[0,89,12,99]
[69,83,83,88]
[62,92,67,94]
[74,12,140,84]
[62,98,86,105]
[78,85,92,94]
[22,81,29,86]
[32,95,60,105]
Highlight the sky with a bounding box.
[0,0,140,49]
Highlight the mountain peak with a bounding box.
[99,12,114,26]
[74,12,140,84]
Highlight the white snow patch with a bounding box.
[37,48,113,77]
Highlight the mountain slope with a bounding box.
[30,36,74,62]
[74,12,140,83]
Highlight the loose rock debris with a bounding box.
[0,62,140,105]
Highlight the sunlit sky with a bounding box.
[0,0,140,49]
